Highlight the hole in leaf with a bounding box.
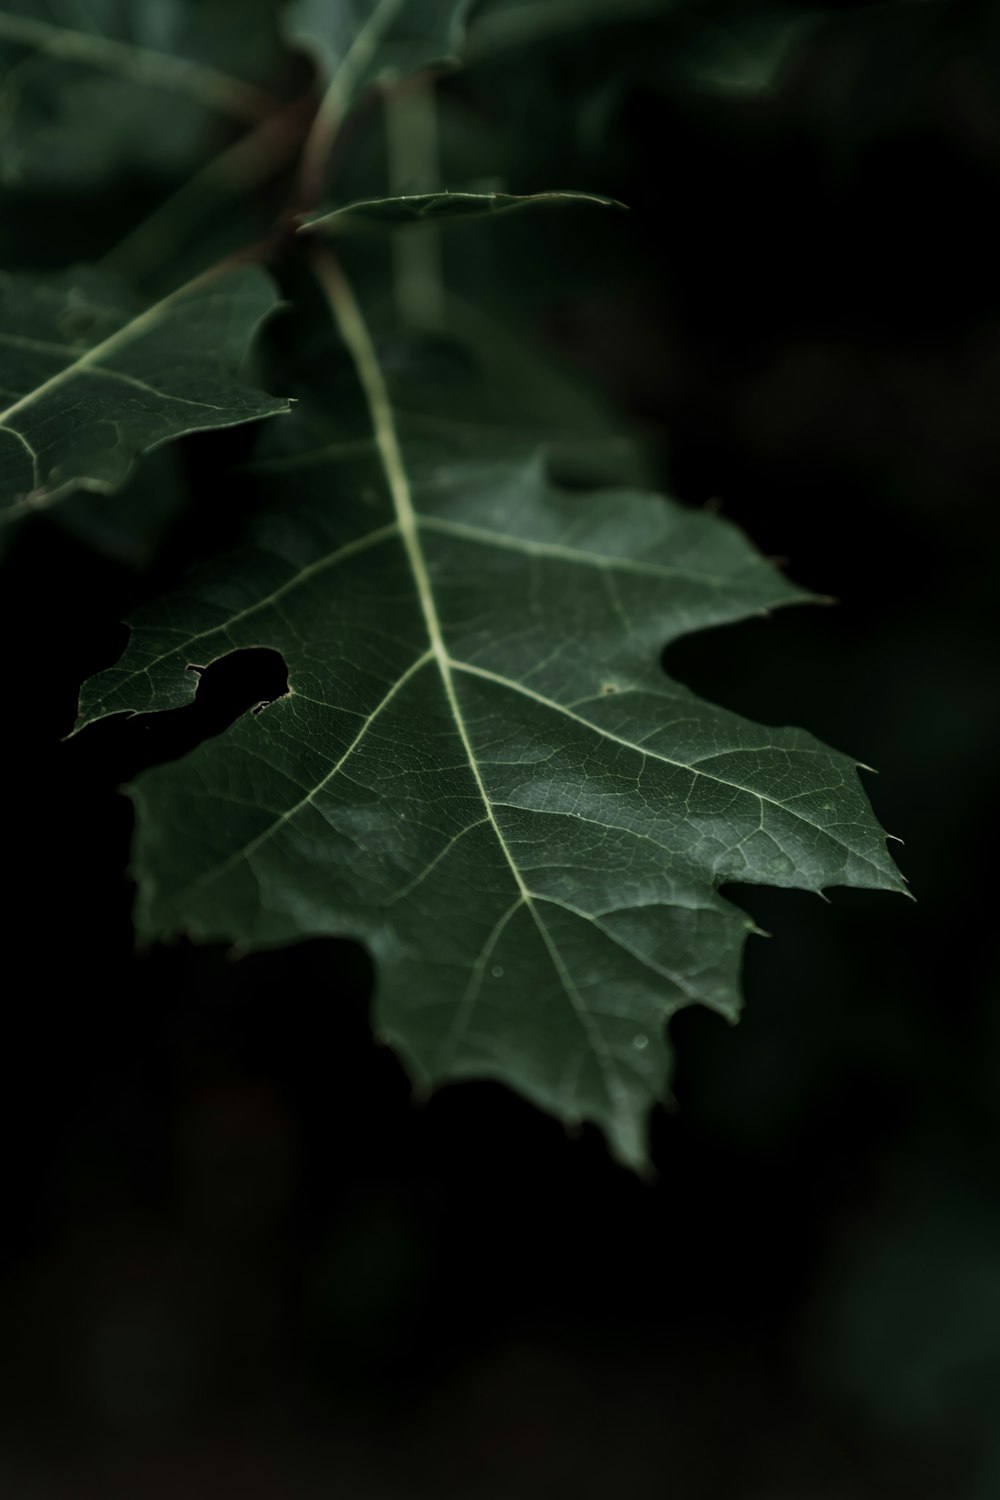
[185,646,290,731]
[77,648,290,784]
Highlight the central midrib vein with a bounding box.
[312,250,530,900]
[313,246,624,1113]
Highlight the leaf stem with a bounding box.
[100,96,313,285]
[384,75,445,327]
[297,0,408,208]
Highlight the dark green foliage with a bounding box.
[2,0,902,1165]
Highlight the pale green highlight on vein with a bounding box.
[313,246,636,1133]
[75,256,904,1169]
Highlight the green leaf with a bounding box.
[55,447,190,569]
[286,0,471,91]
[0,1,283,190]
[678,9,822,95]
[75,265,904,1171]
[0,263,288,526]
[466,0,671,57]
[299,188,625,232]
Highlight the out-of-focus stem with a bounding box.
[101,97,311,285]
[297,0,406,208]
[385,75,445,329]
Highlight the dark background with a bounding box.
[2,2,1000,1495]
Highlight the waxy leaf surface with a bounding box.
[0,264,287,523]
[77,279,904,1169]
